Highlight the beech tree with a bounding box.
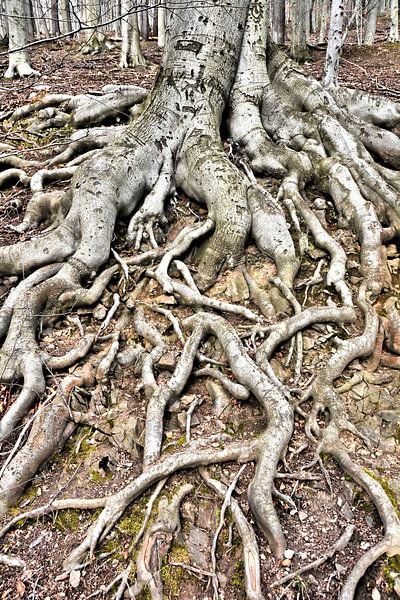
[323,0,345,86]
[120,0,147,68]
[4,0,40,78]
[389,0,399,40]
[1,0,400,597]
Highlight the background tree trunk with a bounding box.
[271,0,286,44]
[291,0,309,60]
[157,4,165,47]
[389,0,399,40]
[4,0,40,77]
[319,0,329,42]
[365,0,379,43]
[323,0,345,85]
[120,0,146,68]
[50,0,60,36]
[139,0,149,40]
[59,0,71,35]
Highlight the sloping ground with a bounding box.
[0,37,399,600]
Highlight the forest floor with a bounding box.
[0,27,400,600]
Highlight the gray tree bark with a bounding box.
[389,0,399,40]
[271,0,286,44]
[291,0,309,60]
[365,0,379,43]
[157,3,165,47]
[59,0,72,35]
[323,0,345,86]
[4,0,40,78]
[120,0,146,68]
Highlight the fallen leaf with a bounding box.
[16,580,25,597]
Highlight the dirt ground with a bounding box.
[0,27,400,600]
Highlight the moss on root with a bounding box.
[162,542,190,597]
[53,509,80,532]
[117,493,152,538]
[384,555,400,591]
[364,468,400,517]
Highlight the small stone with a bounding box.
[270,358,286,379]
[225,270,249,302]
[93,305,107,320]
[282,558,291,567]
[343,481,355,505]
[159,352,176,371]
[308,574,318,585]
[336,563,346,576]
[347,260,360,269]
[387,244,398,257]
[188,526,209,569]
[217,572,228,587]
[371,587,381,600]
[284,549,295,560]
[340,501,354,522]
[298,511,308,522]
[360,541,370,550]
[177,412,187,429]
[302,336,315,351]
[152,294,177,305]
[168,400,180,413]
[379,410,400,423]
[365,515,374,527]
[181,394,196,407]
[69,570,81,588]
[181,501,196,523]
[197,500,216,530]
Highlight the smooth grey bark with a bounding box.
[120,0,146,68]
[271,0,286,44]
[50,0,60,35]
[59,0,72,35]
[365,0,379,43]
[4,0,40,78]
[319,0,329,42]
[82,0,111,53]
[139,0,149,40]
[157,4,165,47]
[291,0,309,60]
[389,0,399,40]
[322,0,345,86]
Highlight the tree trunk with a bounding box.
[82,0,110,53]
[4,0,40,78]
[365,0,379,44]
[153,4,158,38]
[323,0,345,86]
[139,0,149,40]
[1,0,400,595]
[271,0,286,44]
[389,0,399,40]
[318,0,329,42]
[59,0,72,36]
[50,0,60,36]
[291,0,309,60]
[157,4,165,47]
[120,0,147,68]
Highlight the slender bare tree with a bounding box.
[389,0,399,40]
[323,0,345,85]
